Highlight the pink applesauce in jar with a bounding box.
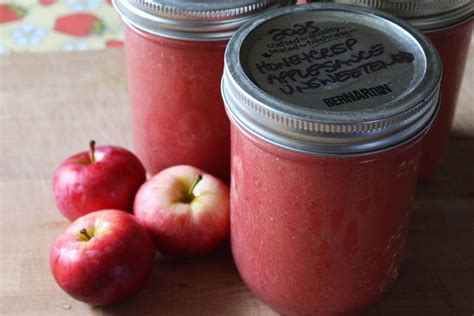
[113,0,295,181]
[312,1,473,178]
[222,4,441,315]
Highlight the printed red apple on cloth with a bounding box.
[50,210,154,305]
[134,165,230,257]
[0,4,27,23]
[54,13,105,37]
[53,141,146,221]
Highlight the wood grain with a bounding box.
[0,44,472,315]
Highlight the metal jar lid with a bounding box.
[221,3,442,156]
[319,0,473,31]
[112,0,295,41]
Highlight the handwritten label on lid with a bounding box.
[240,10,425,112]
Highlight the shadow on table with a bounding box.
[97,242,263,315]
[417,132,474,199]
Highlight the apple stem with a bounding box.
[89,140,96,163]
[80,228,92,241]
[187,174,203,200]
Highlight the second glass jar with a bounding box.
[113,0,295,181]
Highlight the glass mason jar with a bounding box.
[309,0,473,178]
[112,0,294,181]
[222,4,441,315]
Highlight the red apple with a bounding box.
[134,165,230,256]
[53,141,146,221]
[50,210,155,305]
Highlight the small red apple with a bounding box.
[50,210,155,305]
[134,165,230,256]
[53,141,146,221]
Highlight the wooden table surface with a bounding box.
[0,44,473,315]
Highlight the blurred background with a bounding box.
[0,0,311,55]
[0,0,308,54]
[0,0,123,54]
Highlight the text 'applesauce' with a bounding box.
[221,3,441,315]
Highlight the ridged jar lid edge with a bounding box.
[323,0,473,31]
[113,0,296,41]
[221,3,442,156]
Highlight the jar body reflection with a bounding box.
[230,124,423,315]
[420,18,473,178]
[124,25,230,181]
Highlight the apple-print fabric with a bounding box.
[0,0,123,54]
